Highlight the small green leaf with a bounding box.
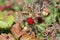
[50,0,56,6]
[37,23,45,31]
[20,22,24,28]
[45,13,54,24]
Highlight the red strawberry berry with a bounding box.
[0,5,5,11]
[27,17,34,25]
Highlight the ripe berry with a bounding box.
[27,17,34,25]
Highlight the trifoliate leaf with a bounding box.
[49,6,54,13]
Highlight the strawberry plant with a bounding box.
[0,0,60,40]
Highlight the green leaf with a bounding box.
[55,7,60,23]
[0,11,7,20]
[50,0,56,6]
[37,23,45,31]
[0,15,14,29]
[37,33,43,40]
[20,22,24,28]
[0,12,4,20]
[45,12,54,24]
[48,6,55,21]
[0,21,8,28]
[6,15,14,27]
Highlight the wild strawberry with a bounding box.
[0,5,5,11]
[37,17,44,23]
[27,17,34,25]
